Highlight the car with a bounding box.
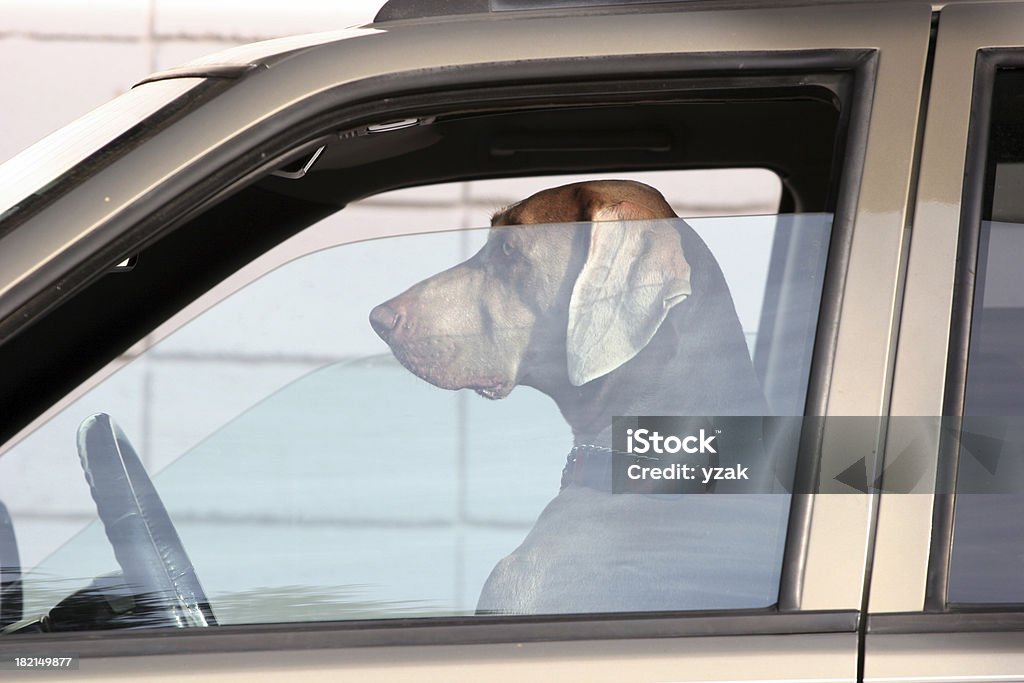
[1,0,1024,679]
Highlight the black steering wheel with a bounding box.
[76,413,215,628]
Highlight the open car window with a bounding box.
[0,167,838,627]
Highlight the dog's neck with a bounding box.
[530,326,722,448]
[526,242,767,448]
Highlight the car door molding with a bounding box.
[0,609,860,659]
[869,610,1024,635]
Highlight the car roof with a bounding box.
[372,0,995,24]
[133,0,988,84]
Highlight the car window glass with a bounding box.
[0,168,838,629]
[948,68,1024,606]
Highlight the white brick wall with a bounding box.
[0,0,382,164]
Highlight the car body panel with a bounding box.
[18,633,859,683]
[866,3,1024,682]
[867,632,1024,683]
[868,1,987,616]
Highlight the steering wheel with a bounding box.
[76,413,215,628]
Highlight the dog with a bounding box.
[370,180,790,614]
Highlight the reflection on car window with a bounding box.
[949,69,1024,606]
[0,174,834,629]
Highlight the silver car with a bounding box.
[0,0,1022,680]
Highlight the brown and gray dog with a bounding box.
[371,180,787,614]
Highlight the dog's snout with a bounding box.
[370,302,403,341]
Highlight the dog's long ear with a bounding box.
[567,201,692,386]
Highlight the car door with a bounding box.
[0,3,932,681]
[868,2,1024,681]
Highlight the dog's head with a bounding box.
[369,180,692,399]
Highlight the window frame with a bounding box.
[0,47,884,656]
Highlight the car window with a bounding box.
[0,165,841,628]
[946,67,1024,606]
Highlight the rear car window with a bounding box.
[947,67,1024,606]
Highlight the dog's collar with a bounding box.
[560,444,615,492]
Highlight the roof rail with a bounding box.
[374,0,680,23]
[374,0,486,22]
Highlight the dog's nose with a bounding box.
[369,302,402,341]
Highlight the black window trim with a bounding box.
[0,610,860,659]
[0,47,876,655]
[869,610,1024,635]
